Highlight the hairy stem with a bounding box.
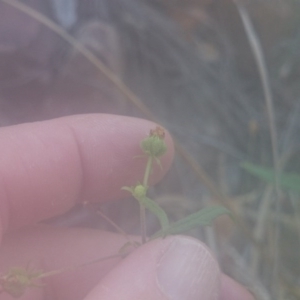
[38,254,121,279]
[140,202,147,244]
[140,156,153,243]
[143,156,153,187]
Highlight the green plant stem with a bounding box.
[140,203,147,244]
[143,156,153,187]
[38,254,121,279]
[139,156,153,243]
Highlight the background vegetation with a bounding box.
[0,0,299,299]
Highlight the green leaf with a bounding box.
[139,197,169,231]
[151,206,230,239]
[241,162,300,192]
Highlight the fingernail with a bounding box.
[157,237,220,300]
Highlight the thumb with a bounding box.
[84,236,220,300]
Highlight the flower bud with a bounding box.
[133,184,147,199]
[140,126,167,158]
[141,135,167,157]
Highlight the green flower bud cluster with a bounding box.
[141,127,167,158]
[132,184,147,199]
[122,184,147,200]
[122,126,168,244]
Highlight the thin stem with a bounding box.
[236,3,281,297]
[97,209,132,243]
[38,254,121,279]
[140,156,153,243]
[140,202,147,244]
[143,156,153,188]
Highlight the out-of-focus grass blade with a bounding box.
[139,197,169,231]
[241,162,300,192]
[151,206,230,239]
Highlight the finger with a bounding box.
[0,114,174,237]
[220,274,255,300]
[85,236,221,300]
[0,228,220,300]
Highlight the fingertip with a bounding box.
[63,115,174,202]
[85,236,220,300]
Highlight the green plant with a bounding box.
[0,126,230,298]
[242,162,300,193]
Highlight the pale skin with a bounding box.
[0,114,254,300]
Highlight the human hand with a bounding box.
[0,114,254,300]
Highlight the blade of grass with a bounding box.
[236,3,281,297]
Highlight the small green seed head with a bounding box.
[141,135,167,157]
[133,184,147,199]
